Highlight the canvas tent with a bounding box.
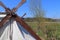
[0,13,41,40]
[0,0,41,40]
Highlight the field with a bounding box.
[26,22,60,40]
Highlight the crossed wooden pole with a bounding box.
[0,0,26,27]
[0,0,41,40]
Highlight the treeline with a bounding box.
[24,18,57,22]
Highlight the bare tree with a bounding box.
[29,0,45,32]
[29,0,44,18]
[29,0,46,40]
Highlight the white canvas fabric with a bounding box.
[0,21,11,40]
[0,19,36,40]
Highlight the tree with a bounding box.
[29,0,45,18]
[29,0,45,32]
[29,0,46,40]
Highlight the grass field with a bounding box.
[26,22,60,40]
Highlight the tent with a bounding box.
[0,13,41,40]
[0,1,41,40]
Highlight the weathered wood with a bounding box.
[0,1,7,9]
[12,0,26,12]
[13,14,41,40]
[0,14,11,28]
[0,12,8,14]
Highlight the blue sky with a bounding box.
[0,0,60,19]
[42,0,60,19]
